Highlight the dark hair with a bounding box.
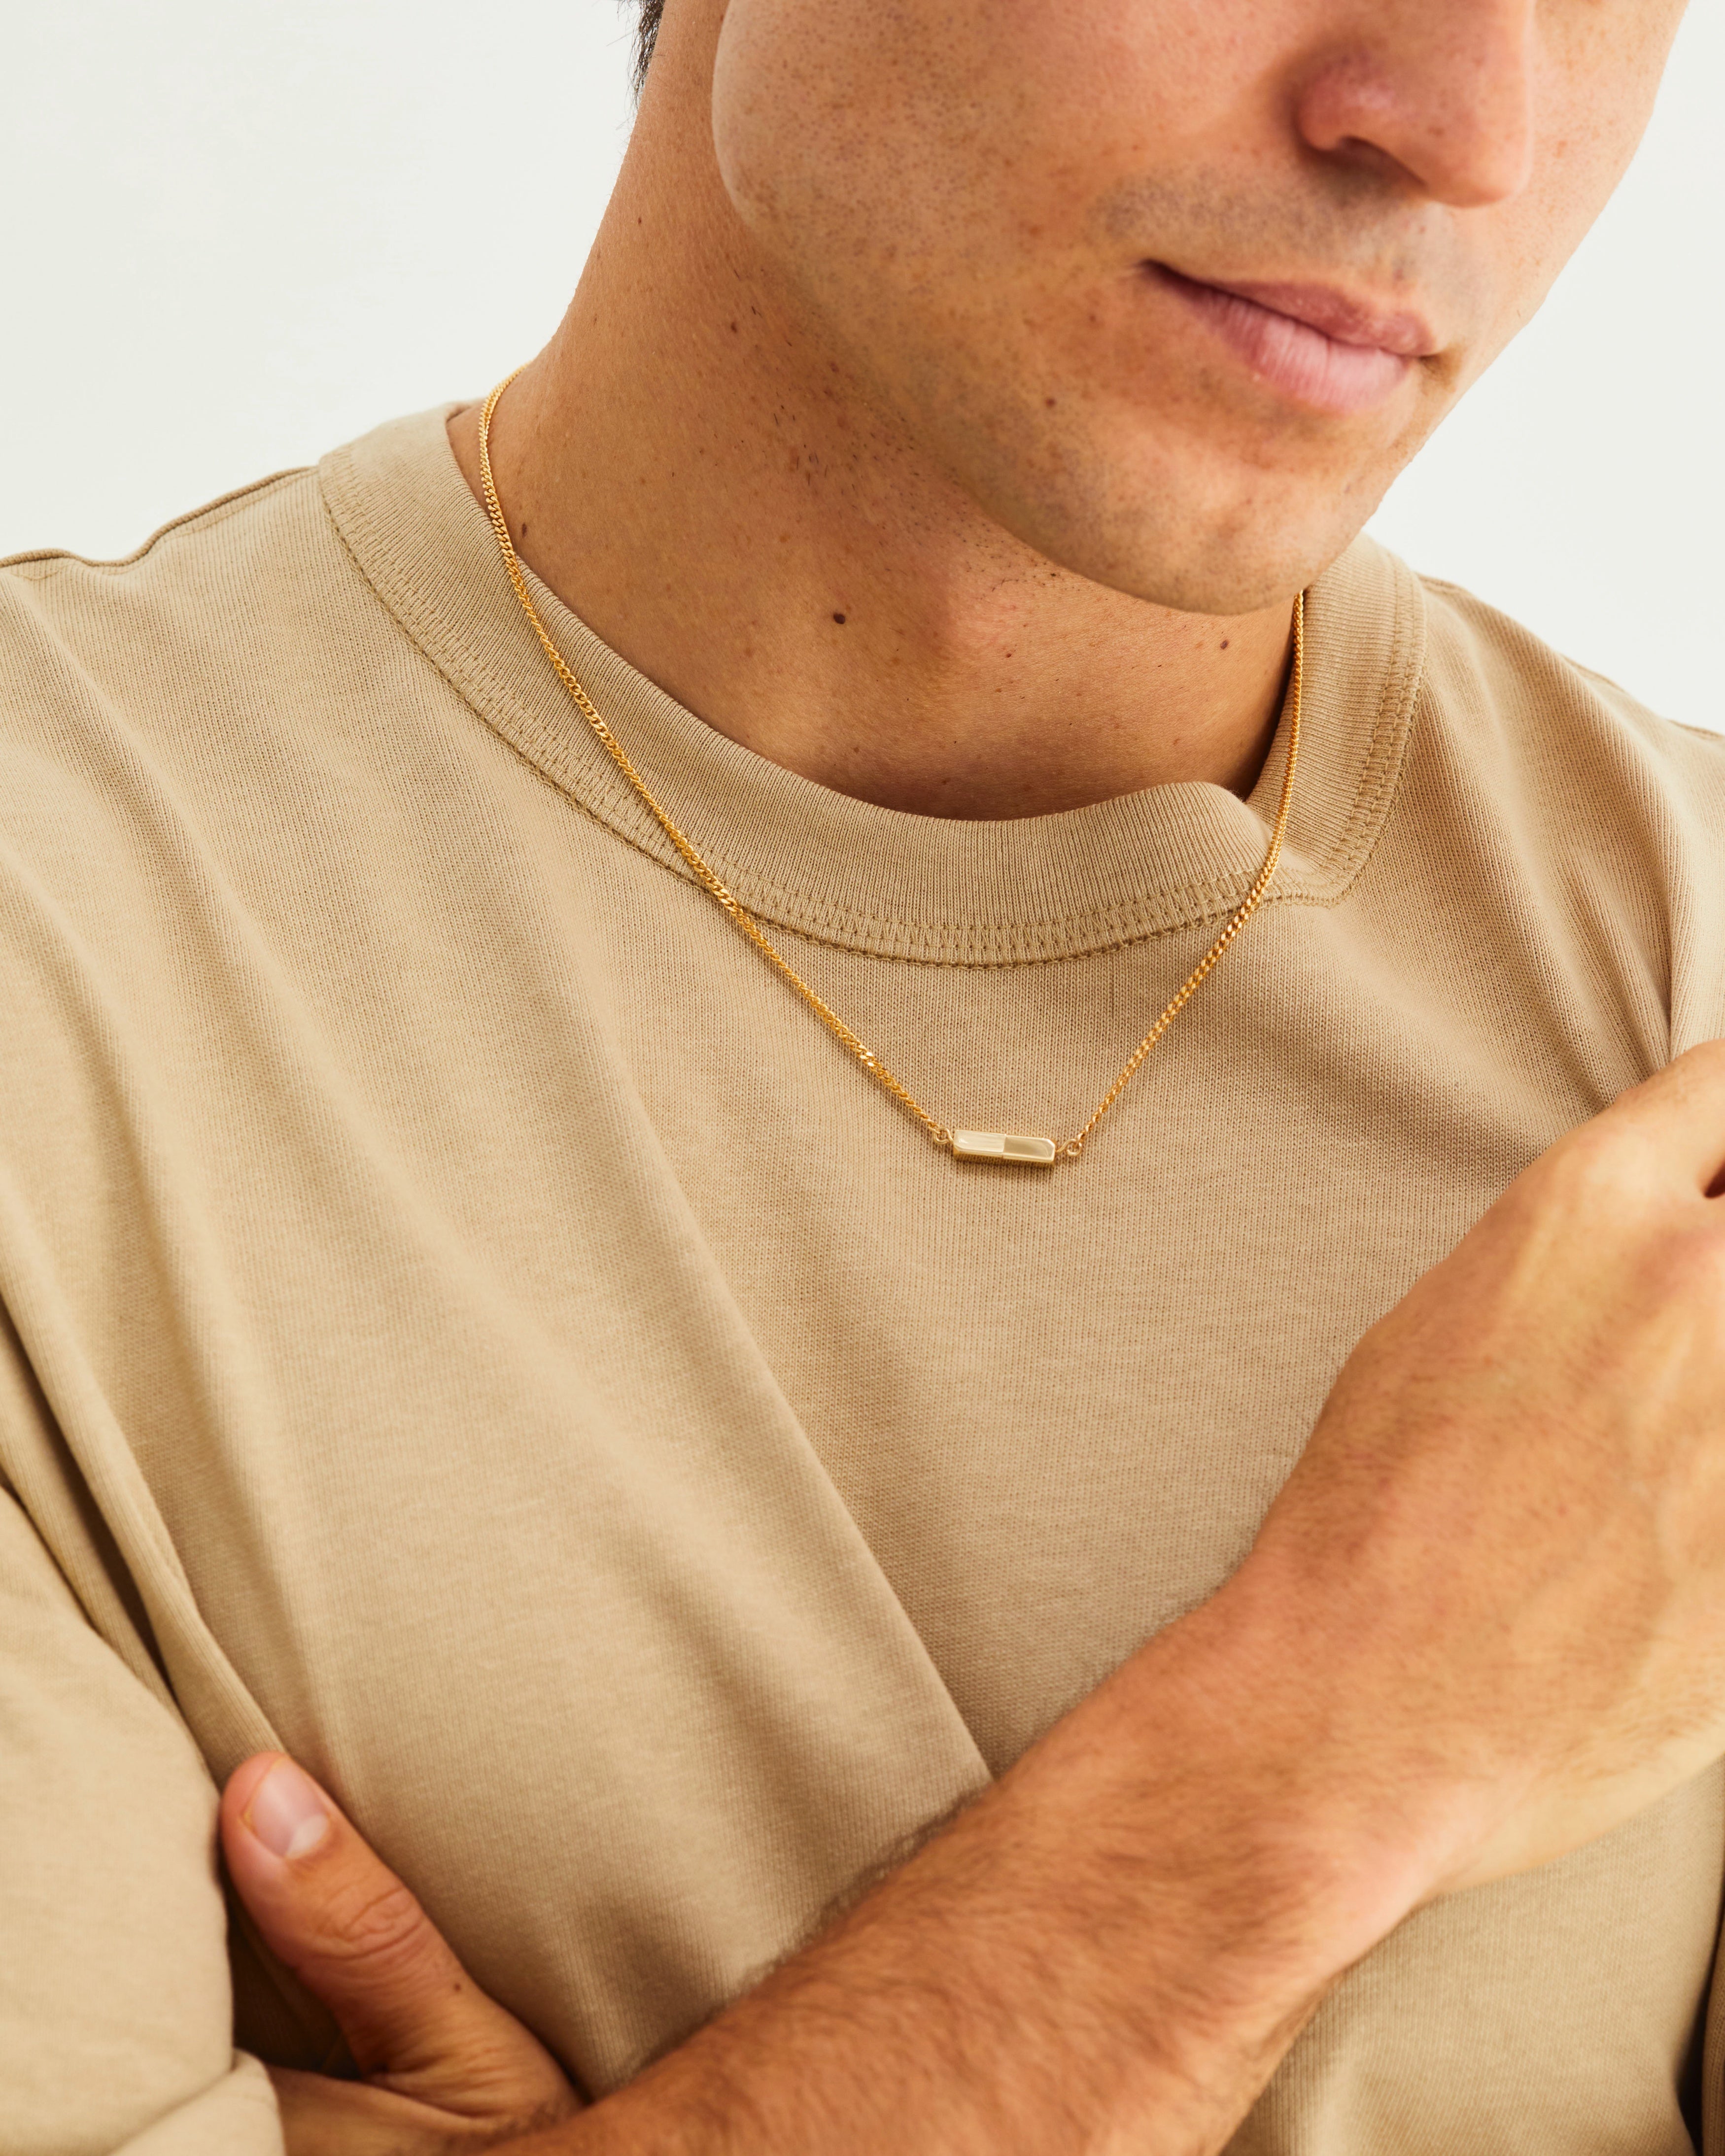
[634,0,663,96]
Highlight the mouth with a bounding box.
[1148,263,1438,417]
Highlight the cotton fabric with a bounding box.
[2,407,1724,2152]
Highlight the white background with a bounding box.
[6,1,1721,732]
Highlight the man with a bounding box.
[3,0,1723,2147]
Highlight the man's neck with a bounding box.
[447,46,1294,822]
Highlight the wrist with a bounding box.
[1086,1555,1485,1975]
[1040,1584,1440,1987]
[535,1559,1487,2156]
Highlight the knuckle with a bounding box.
[1623,1040,1725,1123]
[1646,1224,1725,1308]
[314,1874,436,1977]
[1548,1121,1641,1208]
[1675,1038,1725,1084]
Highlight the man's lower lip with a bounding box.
[1152,266,1411,417]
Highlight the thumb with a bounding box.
[221,1752,571,2117]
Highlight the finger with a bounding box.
[269,2064,468,2156]
[222,1753,572,2116]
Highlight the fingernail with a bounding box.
[245,1757,331,1862]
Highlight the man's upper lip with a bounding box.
[1155,265,1438,358]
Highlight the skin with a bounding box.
[449,0,1678,816]
[219,0,1724,2149]
[228,1050,1725,2153]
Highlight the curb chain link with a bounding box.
[479,370,1303,1165]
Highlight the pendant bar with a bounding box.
[952,1129,1059,1166]
[480,377,1307,1177]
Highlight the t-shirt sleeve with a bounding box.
[0,1485,284,2155]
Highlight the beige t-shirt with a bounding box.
[2,408,1725,2156]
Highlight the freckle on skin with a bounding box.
[1220,639,1230,650]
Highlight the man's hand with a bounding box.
[224,1045,1725,2156]
[1225,1036,1725,1898]
[221,1753,581,2154]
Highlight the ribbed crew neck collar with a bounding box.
[321,406,1425,967]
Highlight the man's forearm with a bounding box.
[520,1586,1433,2156]
[220,1053,1725,2155]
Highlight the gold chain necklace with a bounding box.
[478,370,1304,1165]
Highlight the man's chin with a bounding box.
[939,344,1426,613]
[1000,483,1383,620]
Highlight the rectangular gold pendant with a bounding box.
[952,1129,1059,1166]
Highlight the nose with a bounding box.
[1295,0,1537,209]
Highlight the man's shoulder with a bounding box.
[0,406,483,804]
[0,413,485,997]
[1411,566,1725,816]
[0,464,314,583]
[1390,561,1725,1052]
[0,460,353,737]
[0,411,480,874]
